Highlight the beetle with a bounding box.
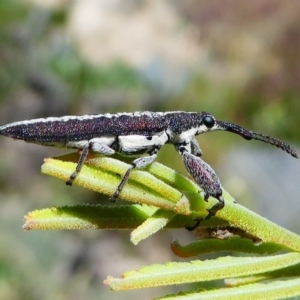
[0,111,297,222]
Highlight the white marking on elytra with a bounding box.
[0,115,105,127]
[0,111,172,129]
[0,112,140,128]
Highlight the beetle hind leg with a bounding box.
[66,138,116,186]
[66,143,90,186]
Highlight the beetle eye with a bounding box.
[203,116,215,128]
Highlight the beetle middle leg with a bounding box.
[110,146,160,202]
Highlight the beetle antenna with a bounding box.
[216,120,298,159]
[249,131,298,158]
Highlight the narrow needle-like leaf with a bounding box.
[157,277,300,300]
[104,253,300,290]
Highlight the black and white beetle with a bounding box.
[0,111,297,222]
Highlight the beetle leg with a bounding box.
[176,143,224,230]
[66,143,90,186]
[110,146,160,202]
[190,137,203,157]
[66,139,116,186]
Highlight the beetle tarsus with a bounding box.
[185,194,225,231]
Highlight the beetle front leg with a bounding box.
[176,143,224,229]
[182,151,224,217]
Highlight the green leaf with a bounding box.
[23,204,157,230]
[104,253,300,290]
[170,238,285,258]
[157,277,300,300]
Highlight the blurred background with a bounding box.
[0,0,299,299]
